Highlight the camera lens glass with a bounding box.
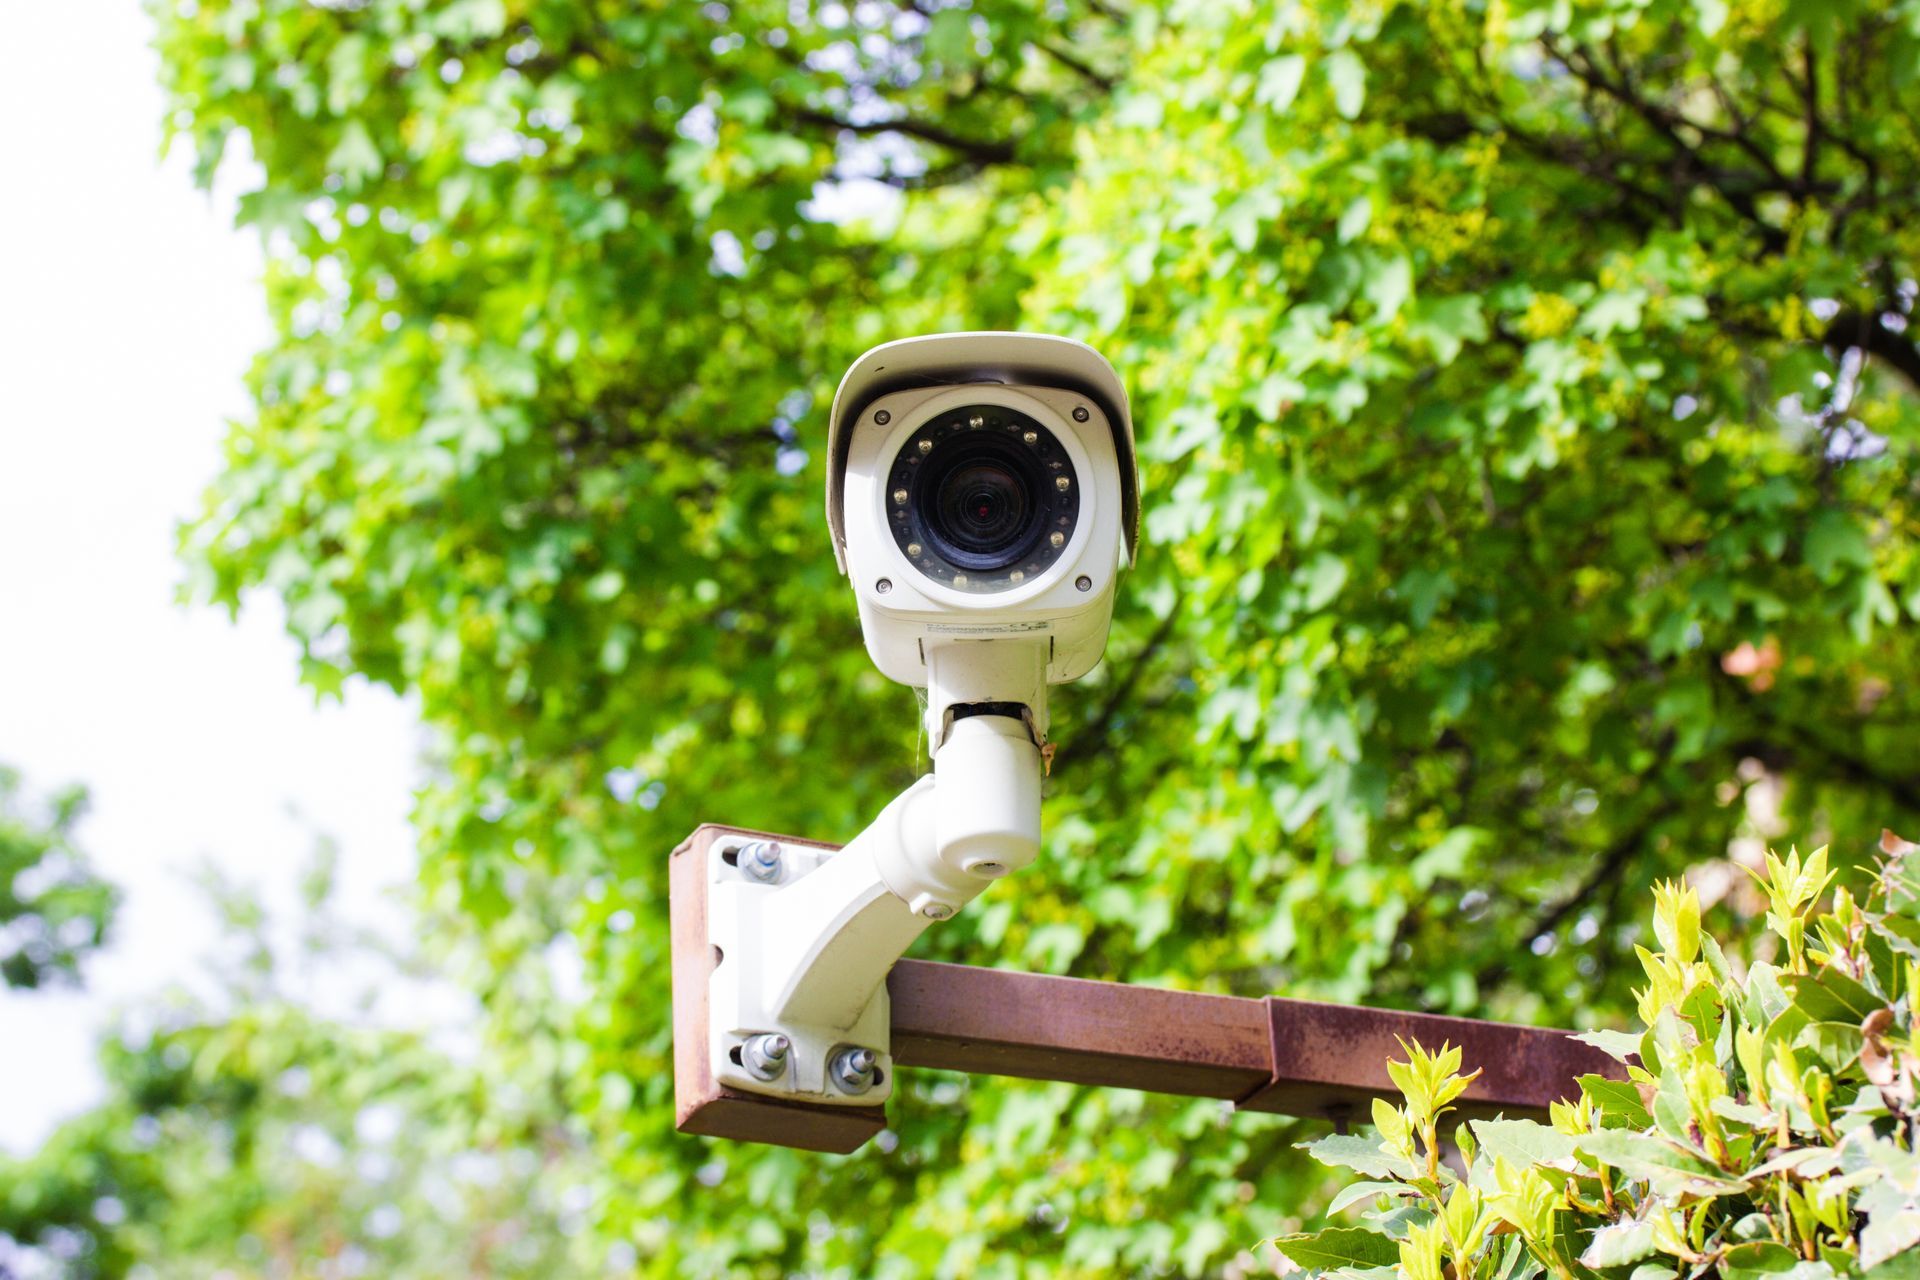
[932,459,1033,559]
[886,404,1079,593]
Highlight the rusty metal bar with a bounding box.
[888,961,1273,1097]
[1234,996,1617,1122]
[671,826,1623,1152]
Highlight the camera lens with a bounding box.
[887,404,1079,592]
[918,435,1048,573]
[932,459,1032,560]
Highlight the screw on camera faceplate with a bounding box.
[1072,405,1090,422]
[873,409,891,425]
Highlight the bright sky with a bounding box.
[0,2,423,1152]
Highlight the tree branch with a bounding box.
[1061,600,1183,769]
[1825,307,1920,395]
[1717,669,1920,816]
[1474,794,1685,991]
[1035,39,1117,91]
[782,104,1018,167]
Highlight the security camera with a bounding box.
[701,333,1137,1109]
[826,332,1139,753]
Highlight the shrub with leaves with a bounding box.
[0,764,116,990]
[1279,843,1920,1279]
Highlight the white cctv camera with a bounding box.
[826,332,1139,752]
[701,333,1136,1110]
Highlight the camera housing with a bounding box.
[698,334,1136,1111]
[827,333,1138,746]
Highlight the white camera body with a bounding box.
[702,334,1137,1114]
[827,333,1139,747]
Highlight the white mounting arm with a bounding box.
[707,641,1046,1104]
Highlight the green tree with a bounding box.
[133,0,1920,1273]
[0,845,594,1280]
[0,765,115,991]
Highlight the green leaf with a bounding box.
[1580,290,1645,337]
[1273,1227,1403,1271]
[1721,1242,1809,1280]
[1572,1029,1643,1064]
[1323,49,1366,118]
[1299,1134,1420,1180]
[1784,968,1886,1023]
[1805,510,1873,581]
[1257,54,1307,111]
[1327,1180,1416,1215]
[1885,852,1920,916]
[1860,1182,1920,1270]
[1338,196,1373,244]
[1797,1020,1865,1072]
[1711,1096,1774,1127]
[1408,294,1487,365]
[1867,1251,1920,1280]
[1397,567,1456,629]
[924,10,975,65]
[1579,1130,1748,1194]
[1471,1118,1575,1168]
[1364,254,1413,321]
[1411,827,1481,889]
[1300,551,1351,610]
[429,0,506,38]
[325,121,382,187]
[1578,1075,1652,1128]
[1701,931,1734,984]
[1581,1215,1659,1268]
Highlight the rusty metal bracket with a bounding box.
[1233,997,1620,1124]
[671,825,1626,1153]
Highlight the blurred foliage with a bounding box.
[91,0,1920,1272]
[0,765,115,991]
[1280,838,1920,1279]
[0,845,596,1280]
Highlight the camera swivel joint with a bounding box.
[704,647,1046,1105]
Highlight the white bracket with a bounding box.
[708,707,1043,1106]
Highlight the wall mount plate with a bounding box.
[706,835,896,1106]
[670,826,885,1154]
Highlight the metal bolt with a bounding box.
[1076,575,1093,592]
[917,439,932,454]
[741,1032,790,1081]
[921,902,954,920]
[893,488,908,504]
[1055,476,1071,492]
[1072,405,1090,422]
[968,414,985,429]
[906,542,922,557]
[876,578,892,594]
[739,839,782,883]
[874,409,891,425]
[831,1045,880,1094]
[1022,430,1038,444]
